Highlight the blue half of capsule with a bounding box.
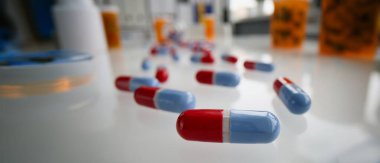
[158,47,169,55]
[129,77,159,92]
[221,54,228,60]
[172,53,180,62]
[255,63,274,72]
[229,110,280,143]
[155,89,196,113]
[142,59,152,71]
[190,55,201,63]
[214,72,240,87]
[279,84,311,114]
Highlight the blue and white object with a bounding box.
[0,50,92,67]
[244,60,274,72]
[141,58,152,71]
[115,76,159,92]
[177,109,280,143]
[134,86,196,113]
[274,77,311,114]
[196,70,240,87]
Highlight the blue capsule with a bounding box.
[172,53,180,62]
[190,55,201,63]
[176,109,280,143]
[141,59,152,71]
[190,54,214,64]
[134,86,196,113]
[196,70,240,87]
[157,46,169,55]
[229,110,280,143]
[115,76,159,92]
[274,77,311,114]
[244,60,274,72]
[155,89,196,113]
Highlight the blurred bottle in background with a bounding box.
[175,0,192,41]
[53,0,107,55]
[99,0,122,50]
[378,12,380,45]
[154,17,168,44]
[189,0,217,41]
[23,0,55,41]
[0,0,16,52]
[117,0,151,46]
[203,16,215,42]
[270,0,309,50]
[149,0,176,43]
[319,0,379,60]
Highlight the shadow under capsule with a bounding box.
[243,71,275,84]
[272,98,308,135]
[190,84,241,109]
[308,56,372,125]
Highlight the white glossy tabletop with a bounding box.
[1,35,380,163]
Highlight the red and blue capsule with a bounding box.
[115,76,159,92]
[273,77,311,114]
[244,60,274,72]
[134,86,196,113]
[150,46,158,55]
[169,47,180,62]
[177,109,280,143]
[196,70,240,87]
[141,58,152,71]
[150,44,169,56]
[221,54,238,64]
[190,53,214,64]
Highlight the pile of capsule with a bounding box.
[115,34,312,144]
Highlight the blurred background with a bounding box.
[0,0,343,51]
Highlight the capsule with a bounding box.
[170,48,180,62]
[115,76,159,92]
[134,86,196,113]
[171,53,180,62]
[191,43,204,53]
[155,66,169,83]
[273,77,311,114]
[157,46,169,55]
[150,47,158,56]
[141,58,152,71]
[221,54,238,64]
[244,60,274,72]
[196,70,240,87]
[151,44,169,56]
[190,54,214,64]
[177,109,280,143]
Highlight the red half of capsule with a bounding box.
[201,48,212,56]
[150,47,158,55]
[201,55,215,64]
[244,61,255,69]
[196,70,214,84]
[224,56,238,64]
[134,86,160,109]
[177,109,223,142]
[115,76,132,91]
[273,77,293,94]
[156,67,169,83]
[169,47,176,55]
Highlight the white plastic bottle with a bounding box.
[53,0,107,55]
